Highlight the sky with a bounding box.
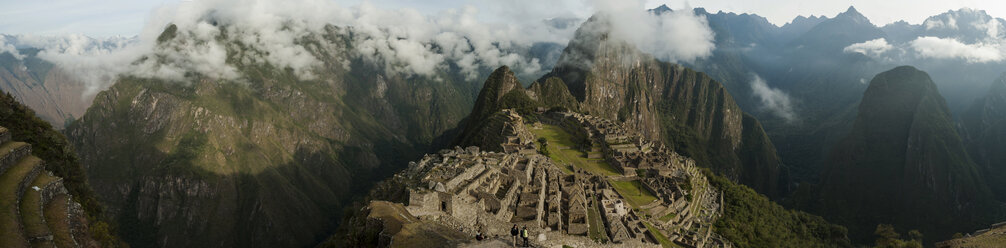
[1,0,1005,37]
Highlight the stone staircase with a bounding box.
[0,126,89,248]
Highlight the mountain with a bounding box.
[64,24,486,248]
[779,15,828,42]
[962,74,1006,201]
[918,8,1006,43]
[535,13,787,198]
[815,66,1000,242]
[790,7,884,54]
[0,89,125,247]
[331,66,850,247]
[0,50,90,128]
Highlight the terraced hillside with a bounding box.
[0,126,94,248]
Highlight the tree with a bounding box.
[537,137,550,156]
[874,224,922,248]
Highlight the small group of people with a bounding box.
[471,224,531,247]
[510,225,530,247]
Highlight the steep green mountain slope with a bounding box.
[540,14,787,198]
[65,25,480,248]
[0,90,125,247]
[704,168,850,247]
[816,66,1001,242]
[962,74,1006,201]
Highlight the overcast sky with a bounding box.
[1,0,1004,37]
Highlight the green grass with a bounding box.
[644,221,679,248]
[587,198,609,241]
[531,124,620,176]
[608,180,658,208]
[659,212,677,222]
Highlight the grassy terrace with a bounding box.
[45,194,74,248]
[0,154,38,248]
[659,212,677,222]
[530,124,620,176]
[21,172,57,238]
[644,222,681,248]
[586,197,609,242]
[608,179,658,209]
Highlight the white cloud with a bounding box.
[980,19,1001,39]
[925,15,958,30]
[0,35,24,59]
[591,0,716,63]
[4,34,140,97]
[752,74,796,123]
[750,74,798,123]
[8,0,583,96]
[909,36,1003,63]
[843,38,893,57]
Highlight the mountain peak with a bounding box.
[835,6,872,25]
[845,6,859,14]
[651,4,672,14]
[866,66,938,94]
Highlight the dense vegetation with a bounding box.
[704,168,851,247]
[0,91,127,247]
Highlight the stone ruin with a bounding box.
[381,110,732,247]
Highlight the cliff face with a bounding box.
[962,74,1006,201]
[819,66,998,242]
[542,15,785,197]
[65,26,476,248]
[0,51,91,128]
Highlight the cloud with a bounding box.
[925,15,958,30]
[750,74,798,123]
[10,0,586,96]
[590,0,716,63]
[909,36,1003,63]
[0,35,24,59]
[142,0,582,81]
[844,38,893,57]
[2,34,140,97]
[979,19,1001,39]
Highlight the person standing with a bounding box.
[521,226,529,247]
[510,224,519,247]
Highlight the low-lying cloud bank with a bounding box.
[844,36,1006,63]
[591,0,716,63]
[1,0,720,99]
[909,36,1003,63]
[1,0,590,97]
